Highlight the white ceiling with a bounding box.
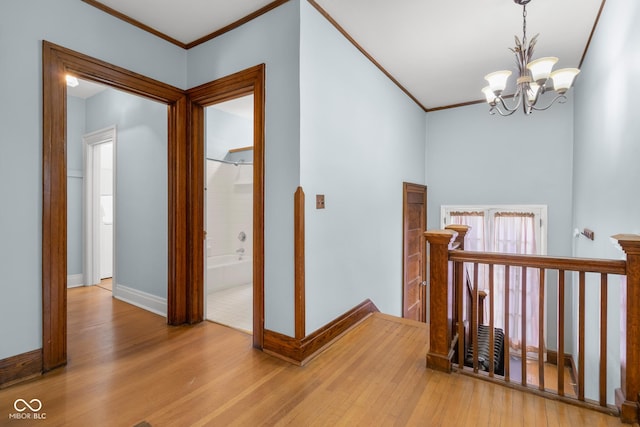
[67,78,108,99]
[88,0,604,110]
[208,95,255,120]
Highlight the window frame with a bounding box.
[440,204,548,255]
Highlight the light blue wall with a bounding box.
[188,0,301,335]
[0,0,184,359]
[425,99,575,356]
[572,0,640,404]
[426,101,574,257]
[300,1,426,331]
[67,96,86,276]
[86,89,168,299]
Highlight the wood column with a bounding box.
[425,229,457,372]
[613,234,640,423]
[294,187,305,340]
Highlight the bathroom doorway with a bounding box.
[204,95,254,333]
[188,64,265,348]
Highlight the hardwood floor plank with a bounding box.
[0,287,629,427]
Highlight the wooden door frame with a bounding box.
[402,182,427,322]
[187,65,266,348]
[42,41,189,370]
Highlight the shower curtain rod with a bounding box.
[206,157,253,166]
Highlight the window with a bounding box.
[441,205,547,354]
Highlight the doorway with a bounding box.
[402,183,427,322]
[42,41,188,370]
[204,95,254,333]
[188,64,266,348]
[82,126,115,290]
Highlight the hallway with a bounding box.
[0,286,623,426]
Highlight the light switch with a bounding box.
[316,194,325,209]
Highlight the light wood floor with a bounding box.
[0,286,627,427]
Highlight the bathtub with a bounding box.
[206,254,252,293]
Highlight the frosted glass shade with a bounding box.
[527,82,540,102]
[484,70,512,94]
[482,86,497,104]
[526,57,558,83]
[550,68,581,94]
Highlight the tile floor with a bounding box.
[206,283,253,334]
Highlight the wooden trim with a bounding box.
[0,349,42,388]
[579,0,607,68]
[42,41,187,371]
[42,41,67,372]
[448,250,626,275]
[187,64,266,348]
[294,187,306,339]
[82,0,290,50]
[264,299,379,365]
[81,0,187,49]
[426,98,487,113]
[168,95,191,325]
[185,0,291,49]
[228,146,253,153]
[306,0,427,112]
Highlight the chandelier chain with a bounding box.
[522,5,527,45]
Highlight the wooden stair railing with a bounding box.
[425,228,640,424]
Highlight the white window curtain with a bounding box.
[450,211,488,291]
[492,212,540,355]
[443,206,544,357]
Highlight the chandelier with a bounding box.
[482,0,580,116]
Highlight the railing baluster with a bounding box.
[558,270,565,397]
[521,266,527,387]
[472,262,479,373]
[457,261,465,370]
[489,264,495,377]
[433,234,639,414]
[600,274,608,407]
[504,265,510,382]
[578,272,586,401]
[538,268,545,391]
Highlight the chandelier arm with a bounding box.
[493,100,520,117]
[530,94,568,111]
[495,94,523,114]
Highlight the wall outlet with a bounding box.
[316,194,325,209]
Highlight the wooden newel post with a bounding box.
[613,234,640,424]
[445,224,470,251]
[425,229,458,372]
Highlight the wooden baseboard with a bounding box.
[264,299,379,365]
[546,350,578,395]
[0,349,42,389]
[546,350,573,367]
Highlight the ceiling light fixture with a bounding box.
[482,0,580,116]
[66,75,79,88]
